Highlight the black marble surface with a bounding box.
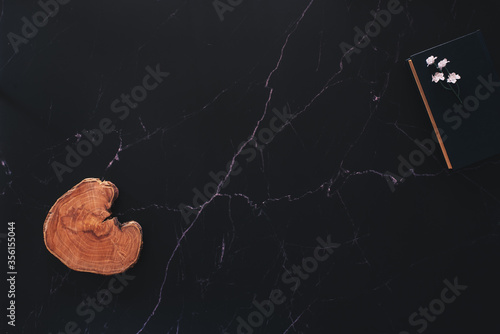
[2,0,500,333]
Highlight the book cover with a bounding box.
[407,30,500,169]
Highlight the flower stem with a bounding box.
[438,67,462,104]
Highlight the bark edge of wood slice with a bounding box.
[43,178,142,275]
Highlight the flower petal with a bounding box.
[437,58,450,70]
[426,56,437,67]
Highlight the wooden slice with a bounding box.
[43,178,142,275]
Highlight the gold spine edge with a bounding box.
[407,59,453,169]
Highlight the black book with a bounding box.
[407,30,500,169]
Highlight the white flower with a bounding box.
[426,56,437,67]
[437,58,450,70]
[447,72,461,84]
[432,72,445,83]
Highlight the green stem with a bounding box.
[445,68,462,103]
[439,81,452,90]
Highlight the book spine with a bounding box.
[407,59,453,169]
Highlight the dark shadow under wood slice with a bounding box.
[43,178,142,275]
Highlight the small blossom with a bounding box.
[447,72,461,84]
[437,58,450,70]
[432,72,445,83]
[426,55,437,67]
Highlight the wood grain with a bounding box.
[43,178,142,275]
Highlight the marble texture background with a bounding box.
[1,0,500,333]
